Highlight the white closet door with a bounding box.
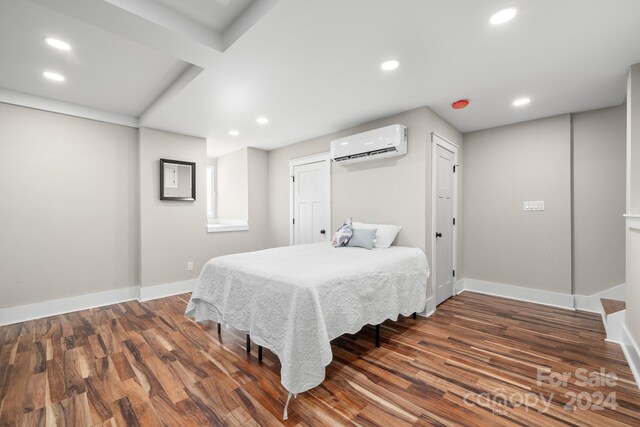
[293,160,330,245]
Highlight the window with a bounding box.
[206,158,249,233]
[206,162,216,221]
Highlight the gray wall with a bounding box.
[626,64,640,346]
[0,103,139,308]
[2,99,628,313]
[573,106,626,295]
[463,115,573,294]
[267,106,463,299]
[463,108,627,297]
[139,128,269,286]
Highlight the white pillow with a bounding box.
[352,222,401,248]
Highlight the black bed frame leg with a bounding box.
[246,335,251,353]
[217,323,222,334]
[413,312,417,319]
[375,324,380,347]
[258,345,263,361]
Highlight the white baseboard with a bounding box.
[457,278,575,310]
[604,310,625,344]
[574,284,625,314]
[456,279,624,314]
[139,279,196,301]
[0,286,138,326]
[621,324,640,389]
[424,296,435,316]
[0,279,196,326]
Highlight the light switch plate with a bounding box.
[523,201,545,211]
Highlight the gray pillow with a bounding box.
[346,228,377,250]
[332,218,353,247]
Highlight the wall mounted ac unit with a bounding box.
[330,124,407,165]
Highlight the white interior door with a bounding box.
[435,144,455,305]
[292,159,330,245]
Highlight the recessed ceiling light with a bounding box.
[490,8,517,25]
[42,71,65,82]
[513,97,531,106]
[44,37,71,51]
[381,59,400,71]
[256,117,269,125]
[228,130,240,136]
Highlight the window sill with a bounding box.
[625,214,640,231]
[207,219,249,233]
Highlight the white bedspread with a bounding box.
[185,242,429,395]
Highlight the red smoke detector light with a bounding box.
[452,99,470,110]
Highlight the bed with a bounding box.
[185,242,429,411]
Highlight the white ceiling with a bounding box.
[1,0,640,157]
[0,0,189,116]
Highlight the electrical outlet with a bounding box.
[187,261,194,271]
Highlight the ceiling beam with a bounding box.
[222,0,280,50]
[29,0,221,68]
[0,88,138,128]
[139,65,204,126]
[25,0,280,127]
[103,0,222,51]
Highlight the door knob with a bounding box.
[435,232,442,238]
[320,229,326,235]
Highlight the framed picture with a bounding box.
[160,159,196,201]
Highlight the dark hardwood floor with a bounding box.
[1,292,639,426]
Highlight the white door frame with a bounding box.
[429,133,459,314]
[289,152,332,246]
